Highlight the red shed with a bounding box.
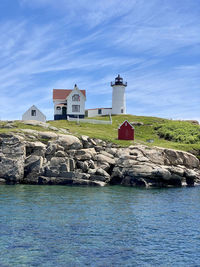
[118,120,134,140]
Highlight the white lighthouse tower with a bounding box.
[111,74,127,115]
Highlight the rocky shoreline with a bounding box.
[0,130,200,187]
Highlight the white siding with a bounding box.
[111,85,126,114]
[54,100,66,115]
[87,108,112,117]
[22,105,46,122]
[67,88,85,116]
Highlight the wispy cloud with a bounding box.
[0,0,199,121]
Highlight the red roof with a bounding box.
[53,89,86,100]
[118,120,134,129]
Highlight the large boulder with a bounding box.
[0,133,25,183]
[44,157,70,177]
[56,134,82,150]
[164,149,199,168]
[0,156,25,183]
[75,148,96,161]
[95,154,115,165]
[37,131,58,139]
[23,155,44,184]
[0,133,25,157]
[26,141,46,157]
[21,120,50,128]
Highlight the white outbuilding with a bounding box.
[22,105,46,122]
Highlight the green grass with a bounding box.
[1,116,199,157]
[49,115,200,154]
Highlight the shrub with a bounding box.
[155,121,200,144]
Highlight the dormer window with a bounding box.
[72,94,80,101]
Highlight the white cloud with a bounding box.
[0,0,199,121]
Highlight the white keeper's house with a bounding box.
[53,84,86,120]
[87,74,127,117]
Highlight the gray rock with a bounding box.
[46,142,57,155]
[0,134,25,156]
[21,129,39,136]
[124,165,154,179]
[130,121,144,126]
[59,128,69,134]
[38,176,106,186]
[88,168,97,175]
[0,134,25,183]
[0,156,24,183]
[48,126,59,131]
[69,158,75,171]
[151,167,171,180]
[76,161,89,172]
[95,146,104,153]
[0,178,6,184]
[75,173,90,180]
[38,131,58,139]
[26,141,46,157]
[95,154,115,165]
[100,151,114,159]
[96,168,110,178]
[22,120,50,128]
[45,167,60,177]
[0,131,199,188]
[57,134,82,150]
[4,123,15,129]
[88,159,96,169]
[55,150,66,157]
[81,135,92,148]
[105,147,117,156]
[88,138,97,146]
[75,148,96,161]
[90,174,110,182]
[121,176,147,187]
[96,162,110,172]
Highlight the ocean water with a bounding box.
[0,185,200,267]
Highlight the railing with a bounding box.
[67,116,112,125]
[111,81,127,86]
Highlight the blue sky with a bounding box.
[0,0,199,121]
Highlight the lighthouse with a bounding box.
[111,74,127,115]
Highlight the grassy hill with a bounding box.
[0,115,199,158]
[49,115,200,157]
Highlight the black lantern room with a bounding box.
[111,74,127,87]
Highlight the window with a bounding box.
[56,106,61,110]
[31,110,36,116]
[72,105,80,112]
[98,109,102,114]
[72,94,80,101]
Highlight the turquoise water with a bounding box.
[0,185,200,266]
